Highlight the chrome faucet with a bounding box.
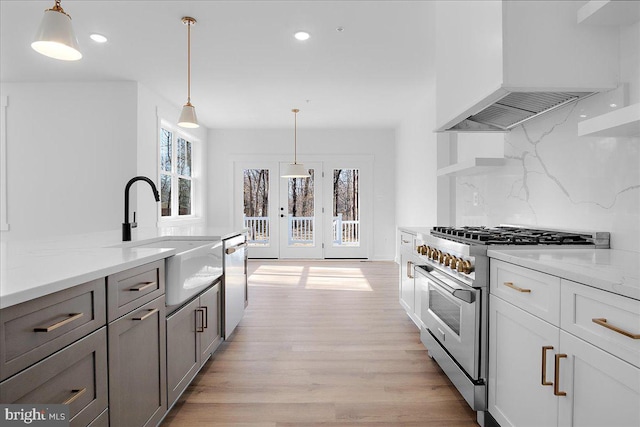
[123,176,160,241]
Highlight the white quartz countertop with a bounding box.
[398,226,433,236]
[0,225,245,309]
[487,248,640,300]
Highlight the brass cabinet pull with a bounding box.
[62,388,86,405]
[132,308,159,321]
[503,281,531,293]
[541,346,554,386]
[401,239,410,244]
[592,318,640,339]
[407,261,414,279]
[34,313,84,332]
[195,308,205,333]
[129,281,156,292]
[554,354,567,396]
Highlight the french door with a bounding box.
[236,156,370,259]
[279,162,323,258]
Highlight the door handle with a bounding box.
[541,346,554,386]
[280,214,285,218]
[554,353,567,396]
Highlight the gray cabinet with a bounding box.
[0,278,106,381]
[107,259,164,322]
[166,282,221,407]
[0,327,108,427]
[108,295,166,427]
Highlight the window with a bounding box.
[159,126,193,218]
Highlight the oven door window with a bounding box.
[428,285,462,336]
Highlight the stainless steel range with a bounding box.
[413,225,610,418]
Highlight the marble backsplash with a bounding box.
[455,93,640,252]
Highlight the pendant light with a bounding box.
[178,17,199,128]
[281,109,310,178]
[31,0,82,61]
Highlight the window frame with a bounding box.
[158,120,197,223]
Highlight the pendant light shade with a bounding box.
[178,102,199,128]
[178,17,199,128]
[281,109,310,178]
[31,0,82,61]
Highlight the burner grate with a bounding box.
[431,226,594,246]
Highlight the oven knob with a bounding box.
[421,245,428,256]
[448,256,459,269]
[423,246,431,257]
[440,253,449,264]
[432,249,441,261]
[456,259,472,274]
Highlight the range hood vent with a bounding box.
[446,91,596,132]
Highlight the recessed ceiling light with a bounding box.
[579,114,587,118]
[609,103,617,108]
[90,33,108,43]
[336,27,344,32]
[294,31,310,41]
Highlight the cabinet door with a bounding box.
[108,296,166,427]
[166,297,200,407]
[558,331,640,427]
[399,252,415,314]
[199,283,222,365]
[489,295,559,427]
[0,328,108,427]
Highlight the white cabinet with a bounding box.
[398,229,424,328]
[557,331,640,427]
[489,295,559,427]
[489,259,640,427]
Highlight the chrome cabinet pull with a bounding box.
[407,261,414,279]
[132,308,159,321]
[554,353,567,396]
[34,313,84,332]
[503,281,531,293]
[541,346,554,386]
[62,388,86,405]
[129,281,156,292]
[592,318,640,339]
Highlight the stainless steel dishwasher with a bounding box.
[223,234,247,339]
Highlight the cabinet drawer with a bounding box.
[399,231,416,250]
[0,279,106,381]
[490,259,560,326]
[107,260,165,322]
[0,327,108,427]
[561,280,640,368]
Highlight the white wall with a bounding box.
[394,82,438,228]
[136,84,208,228]
[0,82,138,240]
[207,128,396,260]
[454,21,640,252]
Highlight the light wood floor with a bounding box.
[162,260,478,426]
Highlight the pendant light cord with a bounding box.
[294,110,297,164]
[187,20,192,105]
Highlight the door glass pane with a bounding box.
[177,138,191,176]
[160,174,171,217]
[244,169,270,246]
[332,169,359,246]
[429,287,461,335]
[287,169,314,247]
[178,178,191,215]
[160,129,172,172]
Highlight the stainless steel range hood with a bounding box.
[443,90,597,132]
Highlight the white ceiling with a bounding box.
[0,0,435,129]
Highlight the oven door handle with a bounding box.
[417,267,476,304]
[451,289,475,304]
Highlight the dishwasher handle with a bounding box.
[226,242,247,255]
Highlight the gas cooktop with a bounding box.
[431,225,610,248]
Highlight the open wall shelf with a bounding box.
[436,157,505,177]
